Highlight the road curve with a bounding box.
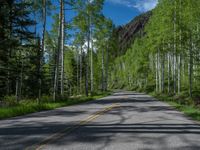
[1,91,200,150]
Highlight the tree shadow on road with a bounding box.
[1,93,200,150]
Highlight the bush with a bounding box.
[3,95,18,106]
[144,84,155,93]
[192,91,200,106]
[41,95,54,103]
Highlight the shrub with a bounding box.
[3,95,18,106]
[41,95,53,103]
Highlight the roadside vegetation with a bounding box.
[152,92,200,121]
[0,0,114,118]
[0,92,110,120]
[108,0,200,121]
[1,0,200,121]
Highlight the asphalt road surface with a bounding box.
[1,91,200,150]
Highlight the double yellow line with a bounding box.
[26,103,120,150]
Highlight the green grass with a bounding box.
[152,93,200,121]
[0,92,110,120]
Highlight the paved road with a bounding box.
[1,91,200,150]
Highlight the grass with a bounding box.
[0,92,110,120]
[151,92,200,121]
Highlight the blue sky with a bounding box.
[43,0,158,42]
[45,0,158,31]
[103,0,158,26]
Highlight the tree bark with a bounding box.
[60,0,65,96]
[155,53,158,92]
[90,28,94,94]
[102,48,105,92]
[105,44,109,91]
[53,5,62,101]
[168,52,171,93]
[189,36,193,97]
[173,0,177,95]
[53,49,58,101]
[39,0,47,101]
[85,31,90,97]
[161,54,165,93]
[15,77,19,102]
[77,49,79,95]
[80,46,83,94]
[178,55,181,94]
[19,60,23,100]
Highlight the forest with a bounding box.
[0,0,200,117]
[0,0,115,104]
[111,0,200,102]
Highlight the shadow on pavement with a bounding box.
[1,92,200,150]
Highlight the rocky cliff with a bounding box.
[116,11,152,54]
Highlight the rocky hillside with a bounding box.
[116,11,152,54]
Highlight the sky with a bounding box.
[45,0,158,31]
[43,0,158,44]
[103,0,158,26]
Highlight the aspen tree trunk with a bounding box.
[85,6,91,97]
[85,59,89,97]
[53,52,59,101]
[102,48,105,92]
[178,0,182,94]
[77,50,79,95]
[158,51,162,92]
[155,54,158,92]
[53,51,58,101]
[53,6,62,101]
[85,31,90,97]
[105,44,109,91]
[80,46,83,94]
[90,29,94,94]
[173,55,177,94]
[182,57,185,82]
[38,0,47,102]
[178,55,181,94]
[171,53,174,78]
[168,52,170,93]
[161,54,165,93]
[189,36,193,97]
[60,0,65,96]
[173,0,177,95]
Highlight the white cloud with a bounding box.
[107,0,158,12]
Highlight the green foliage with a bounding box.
[153,93,200,121]
[2,95,18,106]
[40,95,54,103]
[109,0,200,100]
[0,93,110,120]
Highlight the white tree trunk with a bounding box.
[105,44,109,91]
[155,54,158,92]
[102,48,105,91]
[39,0,47,101]
[178,55,181,94]
[80,46,83,95]
[173,0,177,95]
[77,50,79,95]
[168,52,170,93]
[161,54,165,93]
[90,29,94,94]
[60,0,65,96]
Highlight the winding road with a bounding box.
[1,91,200,150]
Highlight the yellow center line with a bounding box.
[25,103,120,150]
[123,96,128,99]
